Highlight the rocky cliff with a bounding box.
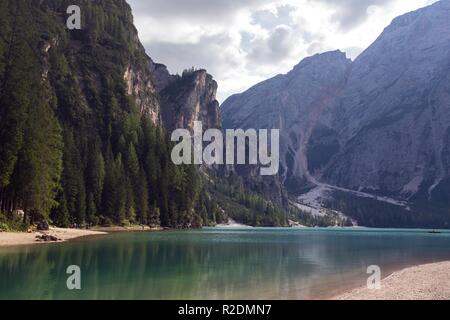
[323,0,450,204]
[119,15,221,132]
[159,69,221,132]
[42,0,221,132]
[222,50,351,193]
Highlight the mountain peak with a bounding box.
[377,0,450,44]
[292,50,351,74]
[390,0,450,28]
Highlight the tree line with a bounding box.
[0,0,203,229]
[0,0,318,231]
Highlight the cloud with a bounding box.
[127,0,439,102]
[313,0,391,31]
[128,0,276,23]
[247,25,299,65]
[142,33,242,77]
[251,5,296,30]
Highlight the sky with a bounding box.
[128,0,438,102]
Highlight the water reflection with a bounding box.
[1,228,450,299]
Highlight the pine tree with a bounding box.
[87,141,105,211]
[0,1,35,188]
[125,178,136,223]
[101,156,116,221]
[135,170,149,224]
[12,90,63,221]
[113,154,127,223]
[149,202,161,227]
[62,131,86,225]
[126,143,139,180]
[51,193,70,228]
[1,0,64,221]
[86,192,97,225]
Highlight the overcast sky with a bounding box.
[128,0,437,102]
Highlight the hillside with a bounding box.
[0,0,309,229]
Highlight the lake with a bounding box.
[1,228,450,300]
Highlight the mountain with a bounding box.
[1,0,313,230]
[222,50,351,192]
[0,0,210,228]
[221,0,450,228]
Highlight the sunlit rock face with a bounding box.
[159,70,221,133]
[222,1,450,207]
[222,51,351,193]
[323,0,450,203]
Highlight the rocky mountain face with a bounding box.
[124,50,222,132]
[159,70,221,132]
[39,0,221,131]
[221,1,450,227]
[323,0,450,204]
[121,32,221,132]
[125,59,221,131]
[222,50,351,193]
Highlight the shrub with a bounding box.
[0,212,28,232]
[0,222,10,232]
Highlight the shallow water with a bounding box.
[1,228,450,300]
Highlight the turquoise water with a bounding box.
[1,228,450,300]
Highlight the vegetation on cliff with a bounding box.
[0,0,305,229]
[0,0,203,228]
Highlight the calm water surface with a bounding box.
[1,228,450,300]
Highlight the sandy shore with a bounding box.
[0,227,106,247]
[335,261,450,300]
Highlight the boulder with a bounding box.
[13,210,25,219]
[35,234,61,242]
[36,220,50,231]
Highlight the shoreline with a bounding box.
[91,225,163,233]
[0,225,169,248]
[333,261,450,300]
[0,227,107,248]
